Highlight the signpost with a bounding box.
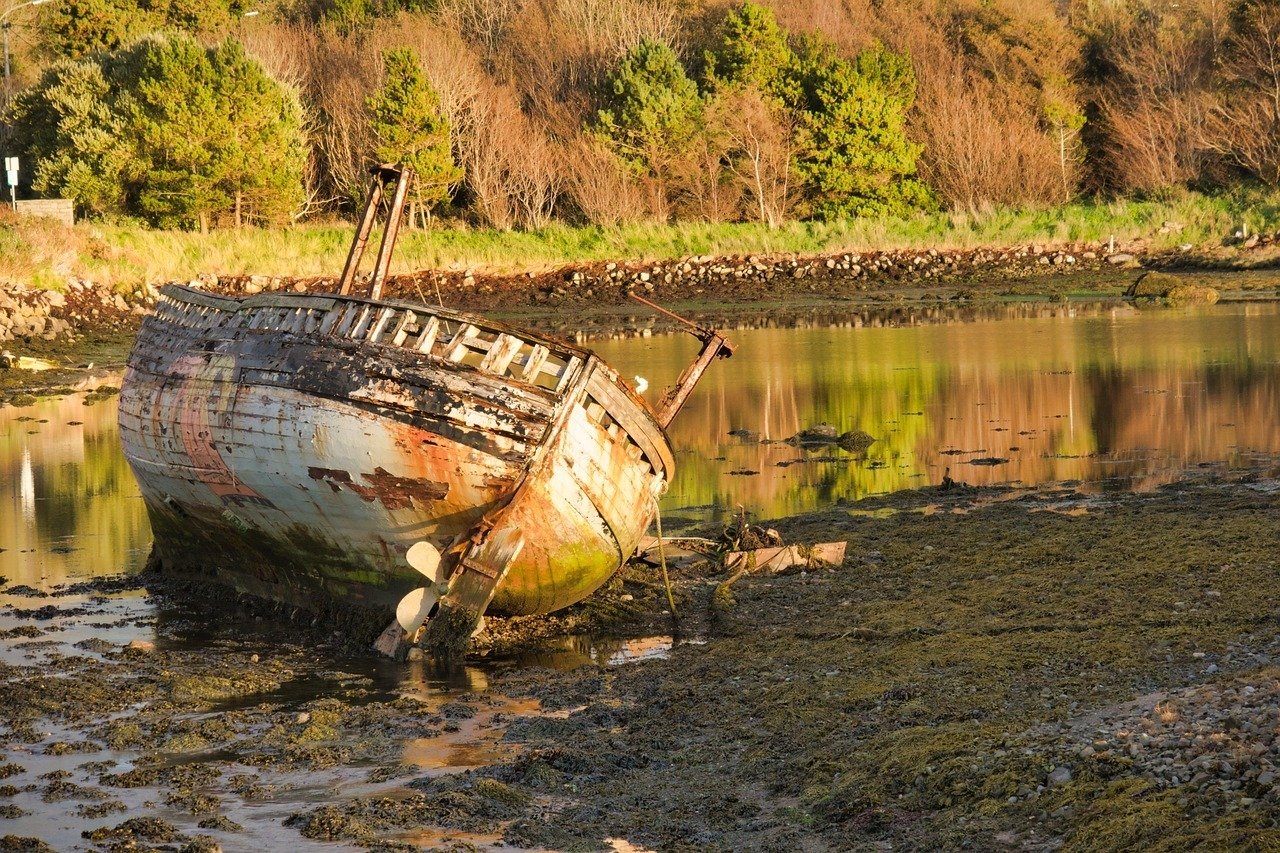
[5,156,17,210]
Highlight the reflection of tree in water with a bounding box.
[593,303,1280,518]
[0,395,151,585]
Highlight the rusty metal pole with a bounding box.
[368,166,413,301]
[655,331,734,428]
[627,292,736,428]
[337,172,385,296]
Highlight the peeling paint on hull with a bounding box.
[119,287,673,635]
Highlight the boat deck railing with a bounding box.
[154,287,582,395]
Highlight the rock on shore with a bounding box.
[0,280,153,345]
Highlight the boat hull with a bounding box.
[119,288,673,636]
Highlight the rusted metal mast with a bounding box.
[628,291,736,428]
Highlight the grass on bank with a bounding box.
[3,187,1280,291]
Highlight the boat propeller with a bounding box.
[395,541,448,635]
[394,540,489,639]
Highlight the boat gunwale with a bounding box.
[158,284,592,361]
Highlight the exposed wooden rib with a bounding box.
[368,307,396,342]
[390,310,416,347]
[350,305,374,339]
[445,324,481,361]
[554,356,581,394]
[415,316,440,353]
[519,345,549,382]
[480,334,523,375]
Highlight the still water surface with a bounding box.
[4,300,1280,585]
[598,300,1280,520]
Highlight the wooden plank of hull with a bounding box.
[120,376,515,607]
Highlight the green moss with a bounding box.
[473,778,530,807]
[1165,283,1220,306]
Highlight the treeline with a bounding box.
[4,0,1280,231]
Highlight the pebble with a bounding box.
[1049,671,1280,816]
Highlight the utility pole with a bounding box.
[2,0,50,100]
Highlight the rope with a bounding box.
[653,497,677,617]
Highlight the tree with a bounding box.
[40,0,154,60]
[791,38,934,219]
[116,35,235,230]
[211,40,308,226]
[709,86,794,226]
[593,38,702,219]
[1042,77,1086,200]
[6,33,306,228]
[367,48,461,227]
[1205,1,1280,186]
[5,59,132,216]
[703,1,795,101]
[40,0,237,60]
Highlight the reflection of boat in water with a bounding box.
[117,164,733,656]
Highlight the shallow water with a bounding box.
[5,299,1280,581]
[593,300,1280,520]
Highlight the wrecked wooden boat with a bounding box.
[118,164,734,655]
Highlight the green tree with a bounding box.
[115,35,233,229]
[40,0,238,60]
[703,1,795,101]
[40,0,154,60]
[210,40,307,226]
[5,59,133,216]
[593,38,702,219]
[367,48,460,227]
[6,33,305,228]
[791,38,934,219]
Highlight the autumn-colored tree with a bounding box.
[1083,1,1224,193]
[1205,2,1280,186]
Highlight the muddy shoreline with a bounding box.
[4,476,1280,850]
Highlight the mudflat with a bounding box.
[4,476,1280,850]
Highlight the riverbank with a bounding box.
[2,475,1279,850]
[4,260,1278,408]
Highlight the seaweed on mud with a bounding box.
[455,482,1280,850]
[287,776,531,843]
[0,836,55,852]
[82,816,180,843]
